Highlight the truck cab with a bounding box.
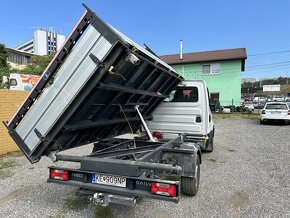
[147,80,214,151]
[8,73,40,91]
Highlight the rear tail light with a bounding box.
[151,182,176,197]
[153,131,163,139]
[288,110,290,115]
[50,169,69,181]
[262,110,265,114]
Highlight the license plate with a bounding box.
[272,111,281,114]
[92,174,126,188]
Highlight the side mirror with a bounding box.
[2,76,8,84]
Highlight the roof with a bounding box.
[160,48,247,71]
[7,47,36,57]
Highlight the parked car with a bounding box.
[240,98,245,106]
[253,97,267,109]
[244,96,252,101]
[244,101,254,113]
[286,93,290,101]
[272,95,285,102]
[260,102,290,124]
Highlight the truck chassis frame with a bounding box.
[48,133,201,204]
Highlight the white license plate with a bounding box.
[92,174,126,188]
[271,111,281,114]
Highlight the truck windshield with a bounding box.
[266,104,287,110]
[165,87,198,102]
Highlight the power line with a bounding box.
[246,60,290,69]
[248,50,290,57]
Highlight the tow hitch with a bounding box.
[89,192,138,207]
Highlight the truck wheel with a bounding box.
[181,155,200,196]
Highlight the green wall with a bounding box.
[172,60,242,106]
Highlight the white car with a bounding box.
[260,102,290,124]
[272,95,285,102]
[244,101,254,112]
[253,97,267,109]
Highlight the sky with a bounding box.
[1,0,290,79]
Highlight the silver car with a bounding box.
[260,102,290,124]
[253,97,267,109]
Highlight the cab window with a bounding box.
[164,87,198,102]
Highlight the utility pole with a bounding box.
[259,73,262,89]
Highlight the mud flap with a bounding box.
[177,142,200,177]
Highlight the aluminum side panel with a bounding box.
[16,25,112,152]
[111,27,176,73]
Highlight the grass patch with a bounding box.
[226,148,236,152]
[213,113,260,120]
[0,160,15,180]
[208,158,218,163]
[0,170,13,180]
[48,214,65,218]
[64,196,89,211]
[94,207,114,218]
[0,160,16,170]
[207,158,228,164]
[0,150,23,159]
[7,150,23,157]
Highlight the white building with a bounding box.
[16,28,65,56]
[241,78,256,83]
[6,48,36,69]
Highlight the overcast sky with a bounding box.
[1,0,290,79]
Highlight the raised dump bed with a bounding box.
[5,4,183,163]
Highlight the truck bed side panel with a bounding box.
[6,7,183,163]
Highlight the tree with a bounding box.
[0,44,11,88]
[20,53,55,76]
[0,43,8,68]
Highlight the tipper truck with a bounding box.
[4,4,214,206]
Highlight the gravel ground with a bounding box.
[0,118,289,218]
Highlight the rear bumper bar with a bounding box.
[48,166,180,203]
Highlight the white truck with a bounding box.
[148,80,214,152]
[2,73,40,90]
[5,4,214,206]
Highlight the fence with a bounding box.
[0,90,28,155]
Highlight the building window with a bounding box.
[202,65,211,75]
[202,64,220,75]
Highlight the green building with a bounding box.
[161,48,247,106]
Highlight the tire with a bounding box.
[181,155,200,196]
[260,120,264,124]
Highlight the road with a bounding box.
[0,118,289,217]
